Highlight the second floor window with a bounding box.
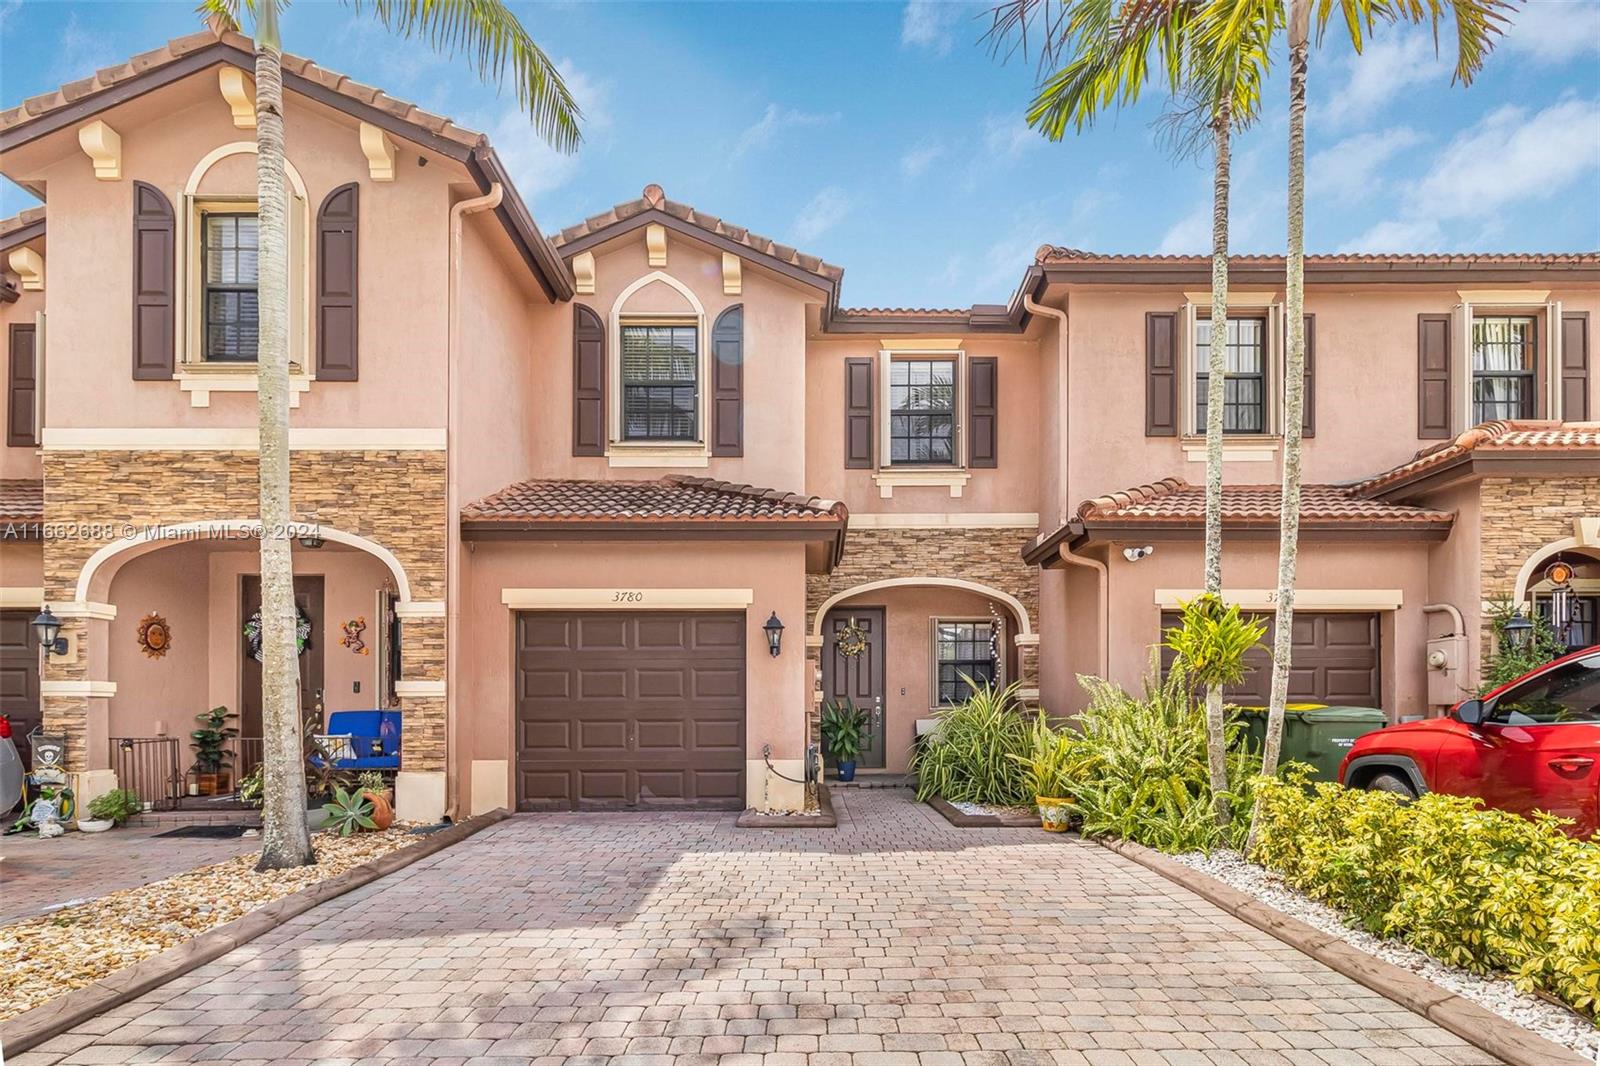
[890,358,956,464]
[620,323,698,441]
[202,213,259,362]
[1195,316,1265,433]
[1472,315,1536,423]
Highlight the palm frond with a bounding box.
[345,0,581,152]
[194,0,247,32]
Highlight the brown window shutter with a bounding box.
[131,181,175,380]
[1563,312,1590,421]
[844,357,874,468]
[1145,311,1178,436]
[1417,313,1452,438]
[572,304,605,456]
[711,305,743,456]
[1300,314,1316,438]
[316,182,359,381]
[7,323,37,448]
[968,356,998,467]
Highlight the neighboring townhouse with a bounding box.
[1,25,1597,820]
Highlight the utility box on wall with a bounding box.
[1426,634,1470,709]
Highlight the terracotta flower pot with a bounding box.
[1035,796,1074,833]
[363,788,394,831]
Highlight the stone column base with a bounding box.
[71,768,119,810]
[469,760,509,816]
[747,759,807,812]
[395,770,447,823]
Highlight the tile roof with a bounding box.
[0,479,43,525]
[0,22,484,149]
[553,184,844,284]
[1035,246,1600,268]
[835,307,969,318]
[0,206,45,241]
[1356,420,1600,495]
[1076,477,1453,528]
[462,476,847,525]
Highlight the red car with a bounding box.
[1338,646,1600,837]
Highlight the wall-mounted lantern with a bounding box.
[1502,609,1533,650]
[31,606,68,656]
[763,612,785,658]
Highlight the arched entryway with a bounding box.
[1514,541,1600,654]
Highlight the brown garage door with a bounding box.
[0,609,41,769]
[1161,610,1381,706]
[515,611,745,811]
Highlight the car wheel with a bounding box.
[1365,771,1417,799]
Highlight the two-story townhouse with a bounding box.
[3,24,1598,821]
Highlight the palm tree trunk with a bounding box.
[1254,0,1311,842]
[252,0,313,871]
[1204,99,1232,830]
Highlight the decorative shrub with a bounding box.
[910,681,1032,806]
[87,788,144,825]
[1007,710,1077,800]
[322,787,377,836]
[1251,773,1600,1017]
[1480,598,1565,692]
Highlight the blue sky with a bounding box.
[1,0,1597,308]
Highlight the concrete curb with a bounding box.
[736,782,838,828]
[1095,835,1587,1066]
[0,809,511,1057]
[926,795,1043,828]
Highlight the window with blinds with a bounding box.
[202,213,260,362]
[889,358,956,464]
[1472,315,1536,423]
[620,323,698,441]
[934,620,996,705]
[1195,316,1266,433]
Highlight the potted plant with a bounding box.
[820,699,869,782]
[238,765,264,809]
[304,721,353,828]
[81,788,143,832]
[355,770,394,830]
[190,706,239,795]
[322,786,377,836]
[1009,711,1077,832]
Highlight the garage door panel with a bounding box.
[693,667,743,699]
[636,718,687,749]
[577,719,628,751]
[520,668,571,700]
[692,616,744,649]
[637,668,687,698]
[520,616,574,650]
[636,617,688,648]
[695,719,743,749]
[1161,610,1380,707]
[519,771,572,807]
[577,769,629,804]
[1325,615,1378,646]
[578,669,628,699]
[520,718,573,751]
[693,770,744,800]
[576,617,629,650]
[637,770,689,800]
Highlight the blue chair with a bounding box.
[313,710,401,770]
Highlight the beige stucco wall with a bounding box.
[456,539,809,813]
[1,539,43,591]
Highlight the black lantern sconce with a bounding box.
[763,612,785,658]
[32,606,69,656]
[1502,609,1533,650]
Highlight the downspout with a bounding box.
[1422,602,1464,635]
[444,182,502,822]
[1059,534,1110,679]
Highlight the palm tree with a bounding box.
[200,0,579,871]
[987,0,1272,825]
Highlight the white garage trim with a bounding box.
[501,588,754,610]
[1154,588,1404,611]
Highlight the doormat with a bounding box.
[152,825,252,839]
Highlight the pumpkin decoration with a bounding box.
[137,614,171,659]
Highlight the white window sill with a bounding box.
[1181,438,1279,464]
[872,468,971,498]
[175,364,313,408]
[606,442,709,469]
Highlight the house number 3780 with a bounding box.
[612,591,644,603]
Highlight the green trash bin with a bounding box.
[1231,704,1389,781]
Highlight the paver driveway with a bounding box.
[12,789,1499,1066]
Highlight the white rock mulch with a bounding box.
[1175,848,1600,1057]
[950,800,1035,818]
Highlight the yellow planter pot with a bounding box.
[1035,796,1074,832]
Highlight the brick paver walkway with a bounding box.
[12,789,1499,1065]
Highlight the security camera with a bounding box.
[1122,545,1155,562]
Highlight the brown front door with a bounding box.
[821,608,886,770]
[0,609,41,768]
[241,576,326,740]
[1161,610,1381,706]
[515,611,746,811]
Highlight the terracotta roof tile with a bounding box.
[0,479,43,524]
[835,307,969,317]
[1076,478,1452,528]
[462,475,847,525]
[1356,420,1600,495]
[0,206,45,239]
[1036,245,1600,268]
[553,184,844,284]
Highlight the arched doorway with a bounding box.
[1518,546,1600,654]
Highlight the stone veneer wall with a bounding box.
[1477,475,1600,657]
[40,449,446,771]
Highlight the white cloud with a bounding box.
[1501,1,1600,64]
[1321,33,1450,128]
[1157,205,1210,255]
[734,103,839,157]
[1406,97,1600,218]
[482,60,611,205]
[0,0,22,31]
[981,116,1042,161]
[791,186,853,243]
[900,141,945,179]
[901,0,963,56]
[1337,218,1445,253]
[51,13,118,84]
[1307,127,1423,204]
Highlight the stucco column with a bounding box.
[1015,634,1040,708]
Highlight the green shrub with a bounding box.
[322,787,377,836]
[1250,775,1600,1017]
[910,680,1032,806]
[87,788,144,825]
[1480,599,1565,692]
[1007,711,1077,800]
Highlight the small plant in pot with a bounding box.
[821,699,869,782]
[1008,711,1078,832]
[355,770,394,830]
[81,788,143,832]
[190,706,239,795]
[322,786,377,836]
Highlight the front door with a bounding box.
[822,608,886,770]
[240,576,326,741]
[0,609,41,768]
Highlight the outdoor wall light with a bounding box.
[1122,545,1155,562]
[1502,609,1533,650]
[297,532,325,550]
[31,606,69,656]
[763,612,785,657]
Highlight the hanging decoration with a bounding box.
[136,613,172,659]
[341,617,370,656]
[834,617,869,658]
[243,606,312,662]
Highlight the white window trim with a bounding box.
[606,271,709,466]
[1180,299,1282,439]
[874,348,966,489]
[1455,294,1563,429]
[928,615,999,710]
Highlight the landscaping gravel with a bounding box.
[950,800,1034,818]
[1175,848,1600,1056]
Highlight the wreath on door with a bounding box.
[243,606,312,662]
[835,619,869,658]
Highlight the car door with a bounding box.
[1479,653,1600,833]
